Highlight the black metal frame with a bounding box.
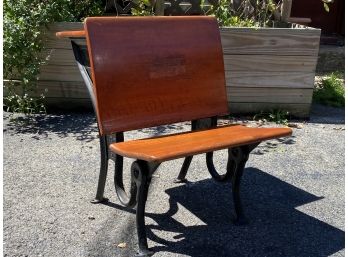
[72,41,113,204]
[71,40,258,256]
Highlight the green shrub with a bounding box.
[253,109,290,125]
[205,0,280,27]
[131,0,155,16]
[130,0,280,26]
[313,72,345,108]
[4,0,103,114]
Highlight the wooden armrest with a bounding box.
[110,125,292,162]
[56,30,86,39]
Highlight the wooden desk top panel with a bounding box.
[85,16,228,135]
[110,125,292,162]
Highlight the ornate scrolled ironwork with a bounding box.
[114,153,138,208]
[206,150,234,182]
[206,144,259,224]
[112,132,139,208]
[131,160,156,257]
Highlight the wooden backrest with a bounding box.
[85,16,228,135]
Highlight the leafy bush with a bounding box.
[205,0,281,27]
[4,0,104,114]
[130,0,280,26]
[253,109,290,125]
[131,0,155,15]
[313,73,345,108]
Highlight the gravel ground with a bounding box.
[3,104,345,257]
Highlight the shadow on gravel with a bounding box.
[91,168,344,257]
[3,113,98,142]
[3,112,190,142]
[137,123,190,137]
[309,104,345,124]
[252,135,297,155]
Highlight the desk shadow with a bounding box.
[101,168,344,257]
[308,104,345,125]
[3,112,98,141]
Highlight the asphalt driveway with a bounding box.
[3,104,345,257]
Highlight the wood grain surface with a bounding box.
[220,27,321,56]
[224,55,317,72]
[110,124,292,162]
[225,71,315,89]
[85,16,228,135]
[26,22,320,117]
[228,103,310,118]
[227,87,313,104]
[56,30,85,39]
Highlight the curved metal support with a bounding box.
[91,134,109,203]
[174,156,192,183]
[229,147,249,225]
[132,160,159,257]
[114,153,138,208]
[113,133,138,208]
[72,41,110,204]
[229,144,259,225]
[71,41,96,110]
[205,143,259,224]
[206,151,234,182]
[175,117,217,183]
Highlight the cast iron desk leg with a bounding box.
[71,40,109,203]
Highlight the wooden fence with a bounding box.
[34,22,320,117]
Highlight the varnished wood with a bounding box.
[110,125,292,162]
[45,20,319,116]
[85,16,228,135]
[56,30,85,39]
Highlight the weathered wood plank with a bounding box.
[8,78,313,105]
[227,87,313,104]
[220,27,321,56]
[39,65,83,82]
[45,37,85,49]
[46,22,84,34]
[225,71,315,89]
[39,64,315,89]
[34,81,314,104]
[17,21,318,118]
[4,80,88,98]
[5,79,311,117]
[43,97,93,111]
[37,81,88,98]
[44,50,318,71]
[44,22,84,49]
[42,49,76,66]
[42,98,310,118]
[44,22,321,56]
[224,55,317,72]
[228,102,311,118]
[36,82,86,100]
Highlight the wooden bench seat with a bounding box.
[110,125,291,162]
